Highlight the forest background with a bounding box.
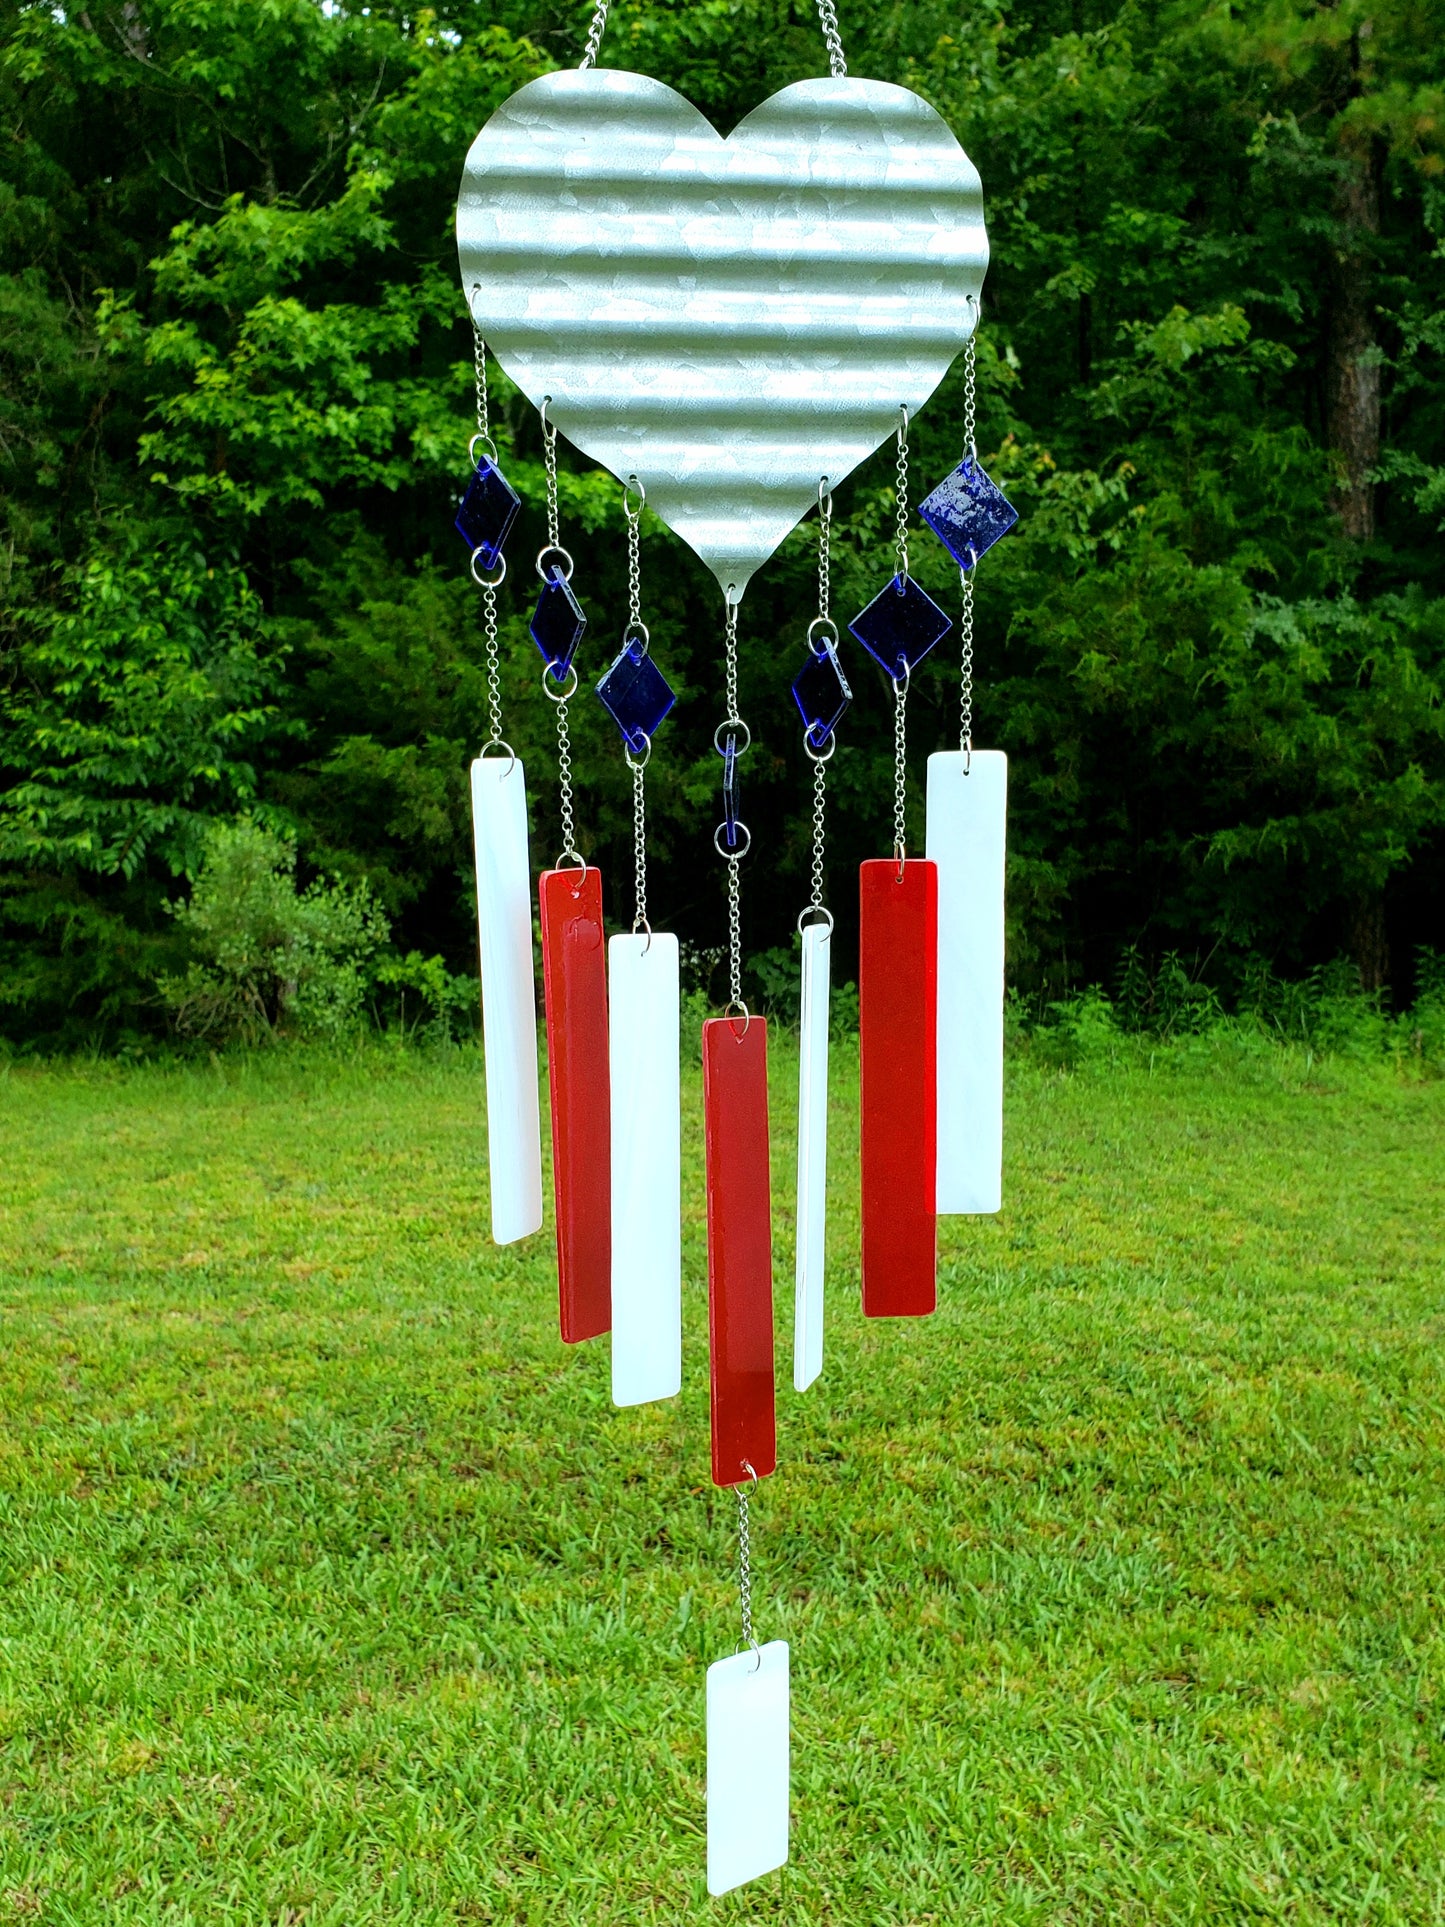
[3,0,1444,1049]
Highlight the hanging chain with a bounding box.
[718,593,750,1017]
[538,404,583,862]
[817,480,832,624]
[802,480,834,920]
[627,489,643,636]
[809,754,828,913]
[727,856,743,1007]
[471,317,494,460]
[737,1463,757,1653]
[893,672,909,867]
[631,753,648,934]
[482,577,504,749]
[541,400,560,553]
[724,596,741,727]
[895,407,910,582]
[579,1,608,67]
[815,0,848,77]
[960,327,978,766]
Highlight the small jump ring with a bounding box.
[713,719,751,758]
[715,822,751,860]
[891,662,912,699]
[797,904,835,936]
[623,474,646,522]
[740,1459,759,1490]
[621,618,651,654]
[897,403,909,441]
[623,732,652,770]
[541,661,578,703]
[632,913,652,954]
[725,581,743,607]
[725,1001,752,1039]
[806,616,840,652]
[470,547,507,589]
[554,849,586,873]
[818,475,832,508]
[803,726,836,763]
[467,431,500,469]
[536,543,575,583]
[478,740,517,777]
[539,395,553,432]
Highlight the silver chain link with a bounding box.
[631,754,648,934]
[556,692,581,865]
[737,1466,756,1652]
[539,405,584,859]
[815,0,848,77]
[963,325,978,466]
[809,754,827,913]
[893,673,909,865]
[483,580,503,748]
[472,320,491,453]
[895,408,910,582]
[579,1,608,67]
[724,596,740,727]
[721,595,748,1015]
[727,856,743,1008]
[627,490,643,634]
[959,569,975,769]
[817,480,832,623]
[541,401,560,553]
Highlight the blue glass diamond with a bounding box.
[595,639,675,752]
[454,456,521,568]
[848,574,952,679]
[720,731,742,850]
[919,457,1018,570]
[791,635,852,749]
[530,566,587,679]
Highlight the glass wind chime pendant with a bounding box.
[922,426,1017,1218]
[532,411,611,1343]
[458,387,543,1249]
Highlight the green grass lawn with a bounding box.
[1,1039,1443,1924]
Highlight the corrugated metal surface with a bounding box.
[457,69,988,602]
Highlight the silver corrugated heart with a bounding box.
[456,70,987,602]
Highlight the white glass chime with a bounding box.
[452,0,1017,1896]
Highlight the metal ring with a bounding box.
[818,475,832,507]
[741,1459,759,1490]
[467,430,500,469]
[536,543,575,583]
[713,718,751,757]
[478,740,517,777]
[807,615,840,651]
[539,394,552,430]
[623,474,646,522]
[714,822,751,860]
[541,661,578,703]
[724,581,743,607]
[891,661,912,699]
[797,904,835,936]
[621,618,650,654]
[470,547,506,590]
[897,403,909,442]
[623,733,652,770]
[804,726,837,763]
[554,849,587,873]
[632,914,652,954]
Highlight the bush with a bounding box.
[158,819,389,1045]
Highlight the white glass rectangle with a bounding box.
[706,1640,790,1896]
[470,756,543,1245]
[926,750,1007,1214]
[608,932,681,1407]
[793,922,830,1391]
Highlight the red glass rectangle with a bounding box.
[702,1015,777,1486]
[859,858,938,1317]
[539,867,610,1343]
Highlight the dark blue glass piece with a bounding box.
[454,456,521,567]
[919,457,1018,570]
[595,639,675,752]
[848,574,952,679]
[791,635,852,749]
[720,731,742,850]
[530,566,587,679]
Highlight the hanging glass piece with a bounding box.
[720,732,743,852]
[791,635,851,748]
[702,1015,776,1485]
[858,857,938,1315]
[455,455,522,568]
[919,457,1017,570]
[539,866,611,1340]
[595,639,676,752]
[707,1641,790,1896]
[848,574,952,680]
[530,565,587,678]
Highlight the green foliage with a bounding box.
[158,818,390,1045]
[3,0,1445,1042]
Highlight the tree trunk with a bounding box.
[1347,892,1390,995]
[1325,124,1380,540]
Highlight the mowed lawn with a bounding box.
[1,1040,1443,1925]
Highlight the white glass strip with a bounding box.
[925,750,1007,1215]
[470,756,543,1245]
[793,922,830,1391]
[706,1641,790,1896]
[608,932,681,1406]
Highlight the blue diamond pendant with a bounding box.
[848,574,952,680]
[791,634,852,749]
[531,566,587,679]
[596,639,675,752]
[455,456,521,569]
[918,457,1018,570]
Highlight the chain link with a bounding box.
[962,326,978,465]
[893,673,909,866]
[737,1467,755,1652]
[579,0,608,67]
[727,856,743,1008]
[472,321,490,450]
[626,485,643,633]
[959,568,975,769]
[809,754,827,913]
[724,596,740,727]
[817,480,832,623]
[895,408,910,582]
[541,401,560,553]
[631,754,648,935]
[815,0,848,77]
[482,577,503,749]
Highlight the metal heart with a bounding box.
[457,70,987,601]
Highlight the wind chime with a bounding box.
[453,0,1016,1895]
